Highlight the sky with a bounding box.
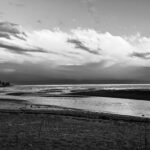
[0,0,150,84]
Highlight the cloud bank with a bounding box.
[0,21,150,68]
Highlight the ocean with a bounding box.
[0,84,150,118]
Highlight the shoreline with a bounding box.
[6,88,150,101]
[0,101,150,123]
[0,98,150,149]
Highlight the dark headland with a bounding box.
[0,80,11,87]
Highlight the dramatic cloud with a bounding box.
[67,39,100,54]
[0,42,46,54]
[0,22,23,34]
[0,32,11,39]
[1,21,150,67]
[0,22,26,40]
[130,52,150,59]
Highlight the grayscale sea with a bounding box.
[0,84,150,117]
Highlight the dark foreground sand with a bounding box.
[0,99,150,150]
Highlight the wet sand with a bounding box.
[0,98,150,149]
[7,88,150,100]
[66,89,150,100]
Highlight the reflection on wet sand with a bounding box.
[0,95,150,118]
[0,84,150,118]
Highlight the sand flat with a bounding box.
[1,96,150,118]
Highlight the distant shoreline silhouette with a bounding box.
[0,81,11,87]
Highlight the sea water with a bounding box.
[0,84,150,117]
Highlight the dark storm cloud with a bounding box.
[0,42,46,54]
[0,22,21,34]
[0,22,27,40]
[0,21,49,55]
[2,61,147,84]
[130,52,150,59]
[67,39,100,55]
[0,32,11,39]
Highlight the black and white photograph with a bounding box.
[0,0,150,149]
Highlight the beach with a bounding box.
[0,97,150,150]
[0,84,150,149]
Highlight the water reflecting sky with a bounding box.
[0,84,150,118]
